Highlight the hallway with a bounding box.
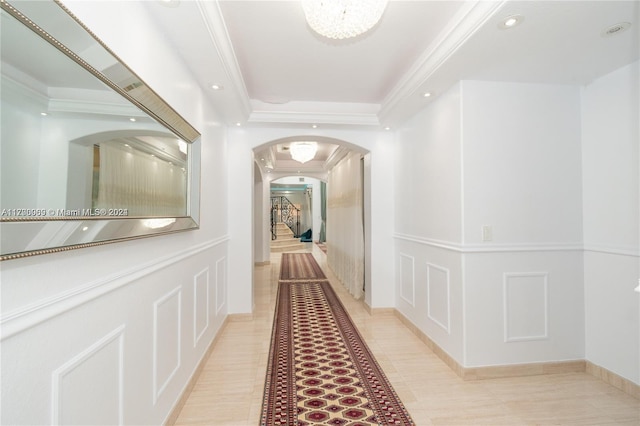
[174,245,640,425]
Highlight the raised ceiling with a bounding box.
[142,0,638,174]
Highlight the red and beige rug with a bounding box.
[280,252,328,281]
[262,253,414,425]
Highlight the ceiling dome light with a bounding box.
[289,142,318,164]
[302,0,389,40]
[602,22,631,37]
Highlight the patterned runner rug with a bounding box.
[262,254,414,425]
[280,252,327,281]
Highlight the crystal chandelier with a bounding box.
[301,0,389,40]
[289,142,318,163]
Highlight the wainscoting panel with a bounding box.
[216,257,227,315]
[153,287,182,404]
[399,253,415,306]
[51,325,125,425]
[503,272,548,342]
[427,263,451,334]
[193,268,210,347]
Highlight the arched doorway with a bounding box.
[253,136,369,301]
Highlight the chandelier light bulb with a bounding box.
[302,0,389,40]
[289,142,318,164]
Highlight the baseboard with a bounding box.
[165,316,230,425]
[586,361,640,400]
[393,310,464,377]
[392,308,639,399]
[463,360,586,380]
[362,302,394,316]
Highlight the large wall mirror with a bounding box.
[0,0,201,260]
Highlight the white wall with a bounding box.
[581,61,640,384]
[394,83,465,362]
[1,2,230,424]
[394,80,587,368]
[461,80,585,367]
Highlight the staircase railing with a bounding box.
[270,196,300,238]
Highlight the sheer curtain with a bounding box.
[326,151,364,299]
[319,181,327,243]
[95,141,186,216]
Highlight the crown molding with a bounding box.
[196,0,252,120]
[48,98,144,117]
[379,1,507,124]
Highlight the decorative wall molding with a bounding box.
[51,325,125,425]
[399,253,415,307]
[193,268,210,348]
[427,263,451,334]
[503,272,549,343]
[583,243,640,257]
[1,236,230,341]
[215,256,227,315]
[394,232,584,253]
[153,286,182,405]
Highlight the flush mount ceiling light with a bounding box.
[601,22,631,37]
[301,0,389,40]
[498,14,524,30]
[290,141,318,163]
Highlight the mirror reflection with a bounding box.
[1,3,188,219]
[0,0,201,260]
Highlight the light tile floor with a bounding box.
[174,245,640,425]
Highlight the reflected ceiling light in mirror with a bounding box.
[301,0,388,40]
[143,218,177,229]
[178,140,187,154]
[290,142,318,163]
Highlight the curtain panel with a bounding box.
[95,141,187,216]
[326,152,364,299]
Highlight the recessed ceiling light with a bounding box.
[211,84,223,90]
[40,112,48,116]
[124,144,130,148]
[82,226,89,231]
[601,22,631,37]
[312,124,318,129]
[384,127,391,130]
[498,14,524,30]
[423,92,432,98]
[129,118,136,122]
[235,122,241,126]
